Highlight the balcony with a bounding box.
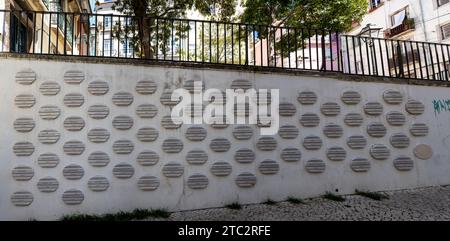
[384,18,415,38]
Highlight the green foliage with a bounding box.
[109,1,368,65]
[111,0,238,58]
[322,192,346,202]
[191,23,249,64]
[264,199,277,205]
[113,0,237,21]
[240,0,367,62]
[225,202,242,210]
[355,190,389,201]
[287,197,305,204]
[60,208,171,221]
[241,0,367,32]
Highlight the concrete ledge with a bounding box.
[2,53,449,87]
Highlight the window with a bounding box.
[48,0,62,12]
[122,41,133,55]
[369,0,382,10]
[391,8,407,27]
[103,39,111,55]
[441,23,450,40]
[438,0,450,7]
[104,16,112,29]
[124,17,132,26]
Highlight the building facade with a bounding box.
[92,0,245,61]
[348,0,450,43]
[92,0,133,57]
[343,0,450,80]
[254,29,339,70]
[0,0,92,55]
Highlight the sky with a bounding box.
[89,0,96,12]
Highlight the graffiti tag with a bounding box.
[432,99,450,115]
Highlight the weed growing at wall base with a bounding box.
[322,192,346,202]
[287,197,305,204]
[60,208,171,221]
[355,190,389,201]
[225,203,242,210]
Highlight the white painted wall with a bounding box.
[349,0,450,43]
[0,57,450,220]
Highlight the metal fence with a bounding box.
[1,10,450,81]
[341,35,450,81]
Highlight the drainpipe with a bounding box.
[418,0,428,41]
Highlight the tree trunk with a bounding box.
[320,35,326,71]
[138,16,153,59]
[268,28,276,67]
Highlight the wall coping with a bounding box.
[1,53,449,88]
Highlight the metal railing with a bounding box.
[341,35,450,81]
[1,10,450,82]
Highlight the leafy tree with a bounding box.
[111,0,238,58]
[241,0,367,32]
[180,23,248,64]
[240,0,368,66]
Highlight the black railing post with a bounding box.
[358,37,364,75]
[201,21,204,63]
[210,21,212,63]
[378,38,385,77]
[329,31,333,71]
[441,44,448,81]
[1,11,5,52]
[345,35,351,73]
[397,42,404,77]
[301,29,305,69]
[245,25,249,65]
[118,16,122,58]
[224,23,227,64]
[40,12,44,54]
[287,28,291,69]
[435,44,442,80]
[253,25,256,67]
[71,13,74,55]
[32,12,36,54]
[94,14,97,56]
[156,18,159,60]
[186,20,190,61]
[416,42,423,79]
[409,41,417,78]
[171,19,174,61]
[404,41,411,78]
[429,43,436,79]
[423,42,430,79]
[48,12,52,54]
[315,30,319,70]
[446,45,450,80]
[364,37,371,75]
[321,30,325,71]
[294,28,298,69]
[56,12,59,54]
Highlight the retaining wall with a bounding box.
[0,56,449,220]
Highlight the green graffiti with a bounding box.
[433,99,450,115]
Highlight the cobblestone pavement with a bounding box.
[149,186,450,221]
